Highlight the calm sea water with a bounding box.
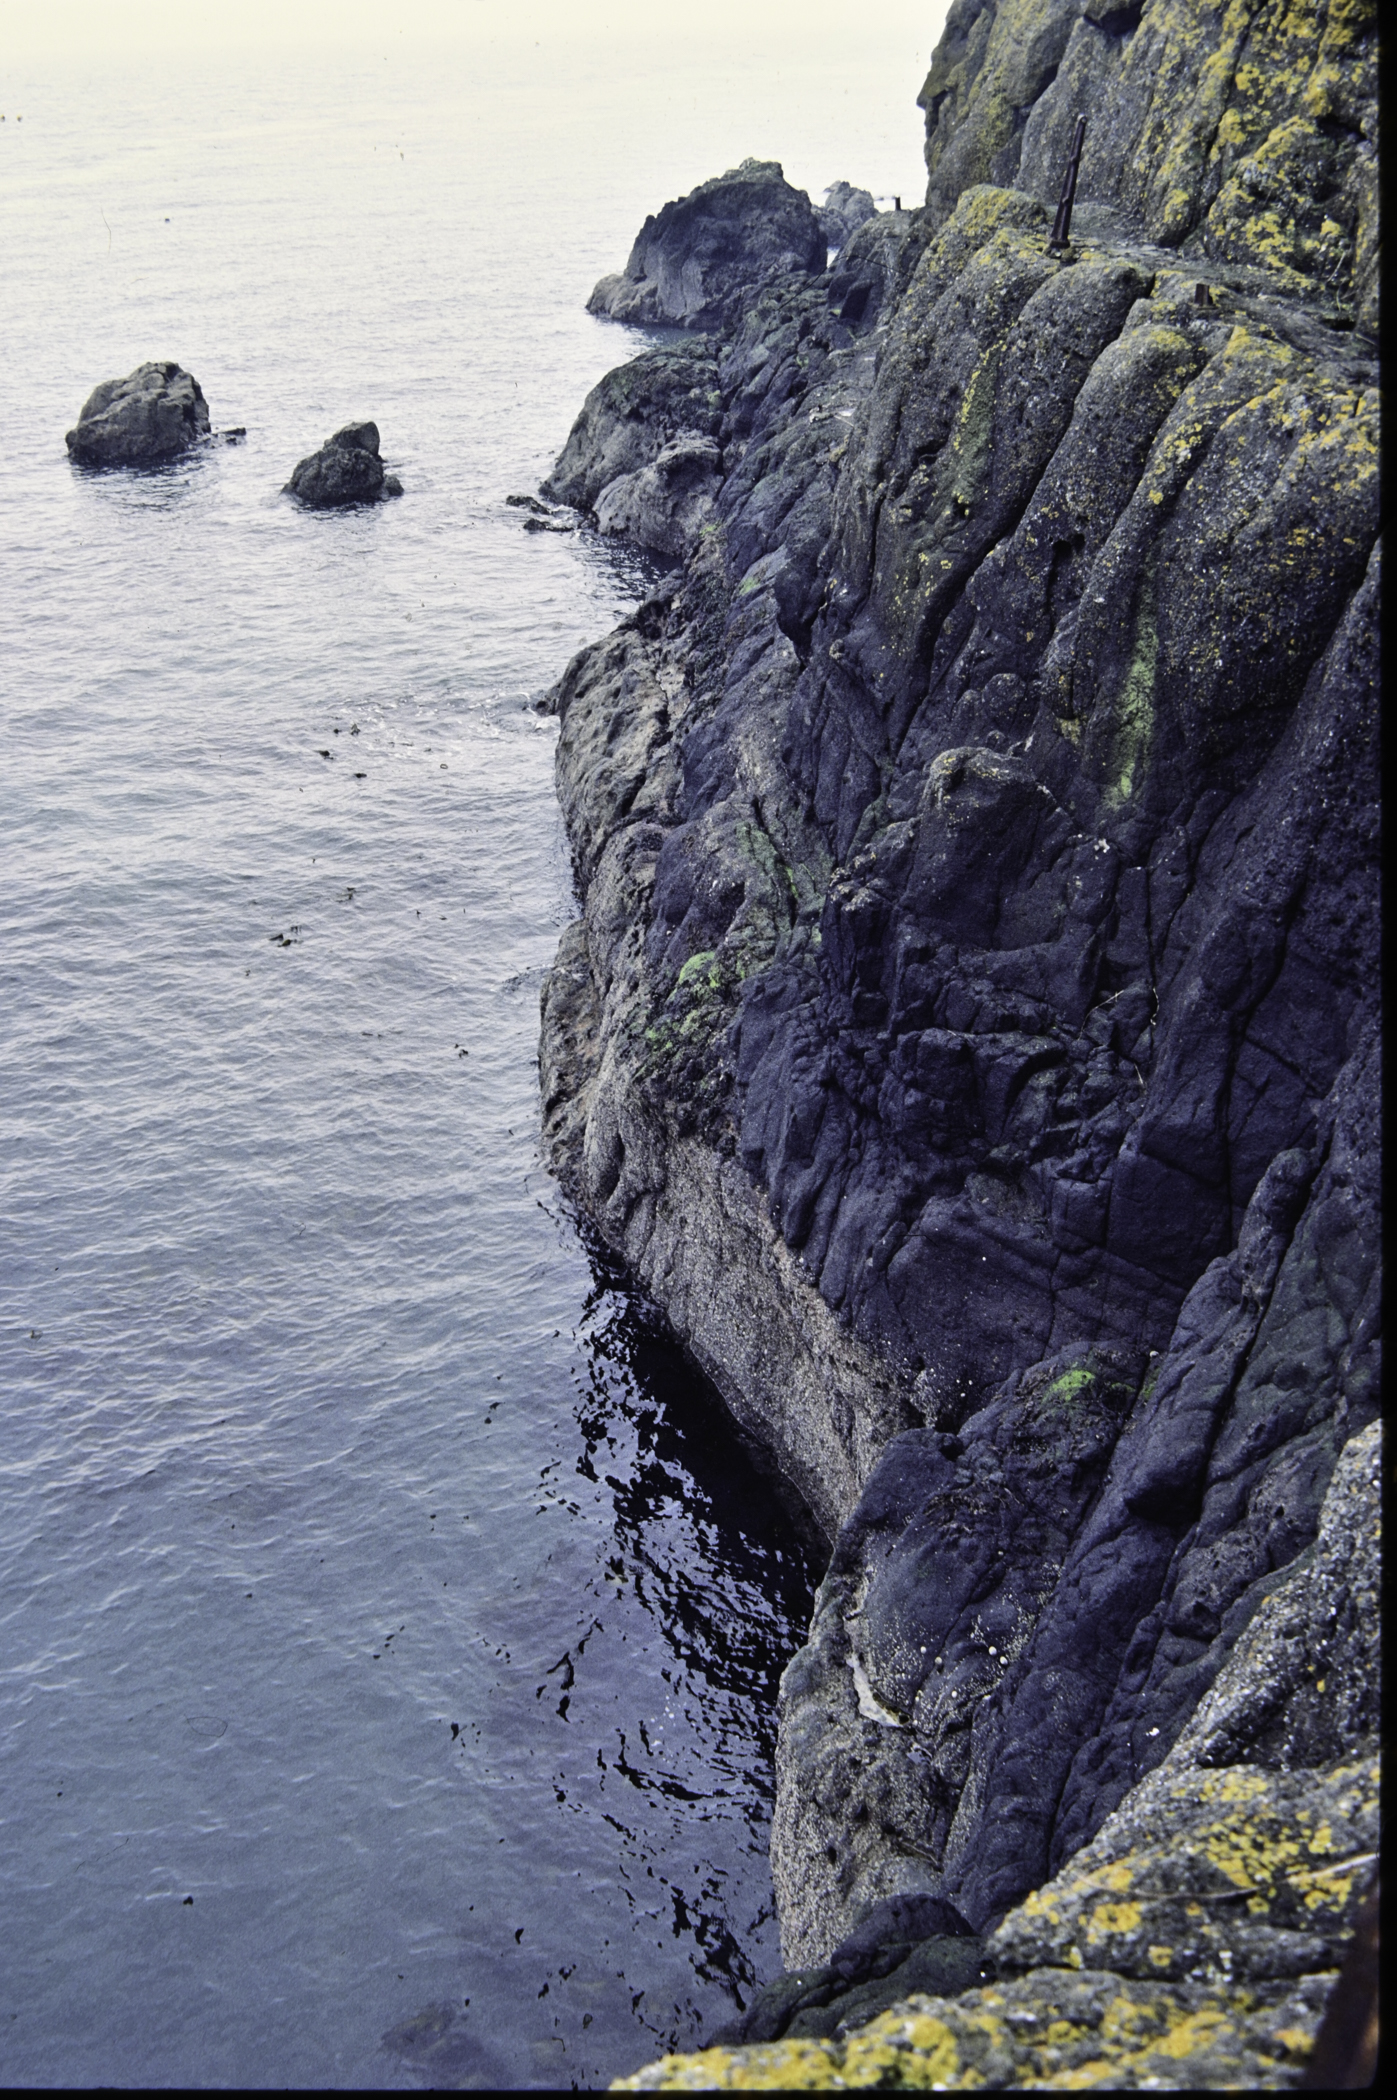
[0,30,927,2089]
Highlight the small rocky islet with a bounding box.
[283,421,403,507]
[65,359,217,465]
[585,156,829,331]
[65,366,402,505]
[534,0,1379,2089]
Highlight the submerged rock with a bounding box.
[284,422,402,507]
[506,493,577,533]
[65,361,211,465]
[587,159,825,331]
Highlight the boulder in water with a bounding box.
[284,422,402,507]
[65,361,211,466]
[587,159,825,331]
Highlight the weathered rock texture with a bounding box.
[818,181,878,254]
[284,421,402,507]
[614,1420,1380,2085]
[595,435,723,563]
[539,1,1380,2086]
[587,159,826,330]
[920,0,1379,334]
[706,1892,988,2050]
[542,342,725,562]
[65,361,211,465]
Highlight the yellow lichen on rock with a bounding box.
[629,1432,1377,2088]
[612,1970,1331,2089]
[921,1,1378,328]
[989,1752,1377,1986]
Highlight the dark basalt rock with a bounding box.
[542,341,721,514]
[918,0,1378,334]
[818,180,877,255]
[506,493,577,534]
[825,206,914,331]
[65,360,211,465]
[541,4,1380,2083]
[713,1936,991,2048]
[542,183,1379,1956]
[595,434,722,562]
[284,421,402,507]
[541,336,726,559]
[828,1891,976,1970]
[587,159,825,331]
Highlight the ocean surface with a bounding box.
[0,29,928,2088]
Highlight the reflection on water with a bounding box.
[389,1252,821,2089]
[67,450,216,503]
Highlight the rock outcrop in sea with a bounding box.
[538,1,1380,2086]
[284,421,403,507]
[594,434,723,563]
[587,158,826,330]
[66,361,211,465]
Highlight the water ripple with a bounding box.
[0,32,851,2093]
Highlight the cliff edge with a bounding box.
[537,3,1380,2085]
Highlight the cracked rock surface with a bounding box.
[615,1420,1380,2086]
[538,1,1379,2086]
[587,158,826,331]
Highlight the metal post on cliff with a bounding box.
[1048,116,1086,253]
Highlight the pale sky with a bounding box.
[1,1,949,58]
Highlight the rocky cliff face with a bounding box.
[920,0,1378,334]
[538,3,1379,2085]
[616,1419,1380,2087]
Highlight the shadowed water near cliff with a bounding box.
[0,26,936,2089]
